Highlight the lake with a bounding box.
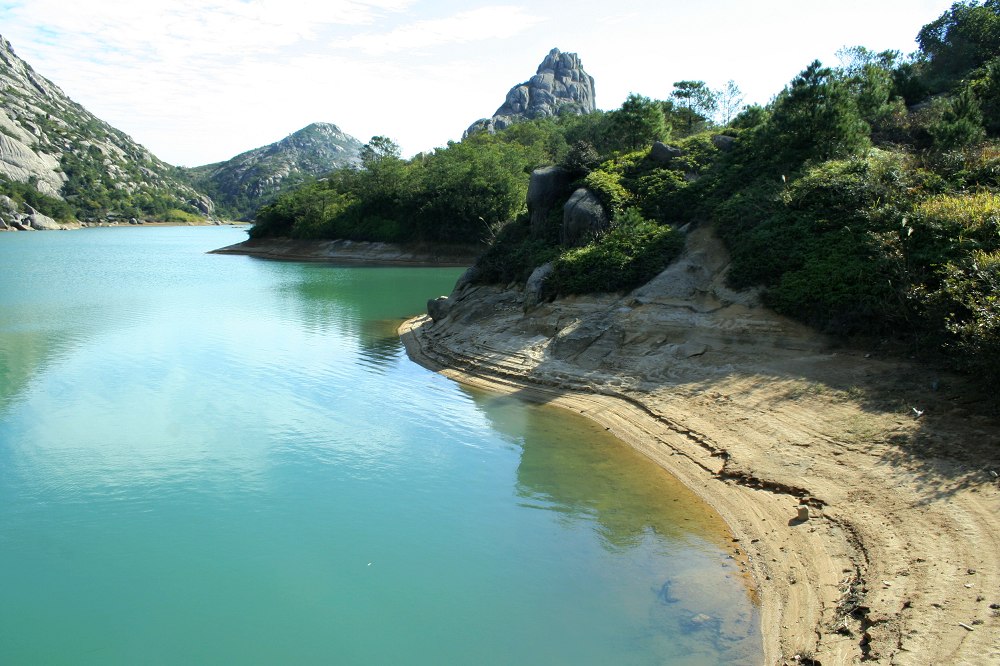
[0,226,761,664]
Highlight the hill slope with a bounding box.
[0,35,212,224]
[184,122,363,219]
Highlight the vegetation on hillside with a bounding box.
[0,39,208,223]
[252,1,1000,381]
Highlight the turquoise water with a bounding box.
[0,227,761,664]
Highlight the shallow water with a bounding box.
[0,226,761,664]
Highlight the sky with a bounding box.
[0,0,960,167]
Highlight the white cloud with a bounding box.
[0,0,962,166]
[334,6,545,55]
[7,0,416,61]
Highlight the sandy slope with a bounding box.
[399,225,1000,665]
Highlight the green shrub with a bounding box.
[928,91,986,150]
[474,216,561,285]
[631,168,688,223]
[0,176,75,221]
[550,210,684,294]
[582,169,632,217]
[920,251,1000,383]
[673,133,720,174]
[162,208,202,223]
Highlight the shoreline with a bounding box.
[210,237,480,267]
[399,316,792,663]
[397,225,1000,664]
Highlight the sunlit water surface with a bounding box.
[0,227,760,664]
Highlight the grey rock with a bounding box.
[650,141,683,165]
[0,133,63,197]
[562,188,609,247]
[28,211,61,230]
[551,314,615,360]
[527,166,572,235]
[466,48,596,137]
[524,262,554,311]
[0,194,17,213]
[427,296,452,322]
[0,216,9,230]
[711,134,736,152]
[453,265,481,294]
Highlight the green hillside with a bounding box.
[249,1,1000,381]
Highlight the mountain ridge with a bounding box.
[0,34,213,224]
[183,122,364,220]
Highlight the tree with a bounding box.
[606,94,668,152]
[356,135,410,224]
[836,46,907,133]
[669,80,718,134]
[970,56,1000,135]
[359,135,401,167]
[929,88,986,148]
[715,80,745,126]
[763,60,871,167]
[917,0,1000,91]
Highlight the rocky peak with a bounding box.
[467,48,596,136]
[184,122,363,219]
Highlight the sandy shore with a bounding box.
[399,225,1000,665]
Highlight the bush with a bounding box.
[474,216,561,285]
[920,251,1000,382]
[582,169,632,217]
[928,90,987,150]
[0,176,75,221]
[162,208,202,223]
[549,210,685,294]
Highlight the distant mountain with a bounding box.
[466,48,597,137]
[184,123,363,219]
[0,35,213,225]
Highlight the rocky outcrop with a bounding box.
[711,135,736,152]
[650,141,684,165]
[185,122,363,219]
[427,296,452,322]
[562,188,609,247]
[524,261,554,310]
[0,196,74,230]
[27,209,61,230]
[466,48,596,136]
[0,133,63,198]
[0,34,214,224]
[527,166,573,235]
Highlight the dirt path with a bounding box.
[398,225,1000,665]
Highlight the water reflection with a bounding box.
[0,227,248,412]
[0,229,762,664]
[261,261,463,369]
[467,389,732,550]
[465,388,763,664]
